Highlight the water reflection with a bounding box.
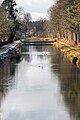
[0,45,80,120]
[0,57,21,119]
[50,47,80,120]
[0,61,15,92]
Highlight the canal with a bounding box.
[0,45,80,120]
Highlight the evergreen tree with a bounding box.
[1,0,17,20]
[0,6,13,46]
[1,0,21,42]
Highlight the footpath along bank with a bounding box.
[53,39,80,68]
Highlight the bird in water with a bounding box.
[38,65,43,68]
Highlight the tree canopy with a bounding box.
[1,0,21,43]
[48,0,80,43]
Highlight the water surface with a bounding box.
[0,45,80,120]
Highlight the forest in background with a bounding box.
[0,0,80,46]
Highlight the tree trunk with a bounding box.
[71,31,74,41]
[65,31,68,40]
[8,32,15,43]
[75,32,77,44]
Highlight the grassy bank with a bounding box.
[26,37,52,41]
[53,39,80,68]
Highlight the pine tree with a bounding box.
[1,0,21,42]
[1,0,17,20]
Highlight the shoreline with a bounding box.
[24,37,80,68]
[53,39,80,68]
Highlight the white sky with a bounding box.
[15,0,54,21]
[0,0,55,21]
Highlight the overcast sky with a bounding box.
[16,0,54,21]
[0,0,55,21]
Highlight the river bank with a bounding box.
[1,37,80,68]
[53,39,80,68]
[0,41,21,65]
[23,37,80,68]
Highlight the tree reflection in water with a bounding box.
[50,47,80,120]
[0,45,80,120]
[0,57,21,112]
